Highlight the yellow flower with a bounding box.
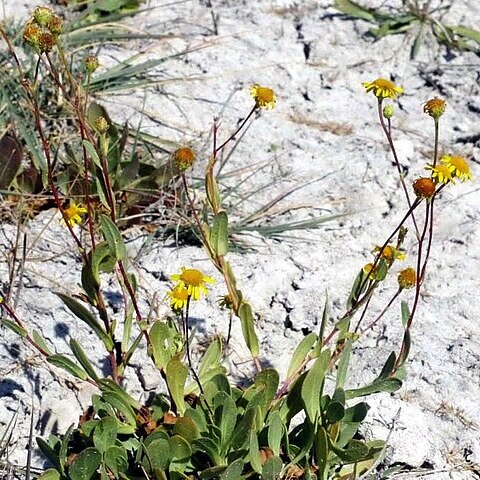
[425,164,455,184]
[423,98,446,119]
[362,78,404,99]
[168,285,189,311]
[250,84,276,109]
[362,263,378,280]
[398,267,416,289]
[373,245,406,263]
[62,202,87,227]
[171,267,215,301]
[441,155,472,182]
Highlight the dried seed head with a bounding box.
[38,31,55,53]
[173,147,195,171]
[413,177,436,198]
[398,267,416,289]
[423,98,446,119]
[47,14,63,36]
[23,21,41,48]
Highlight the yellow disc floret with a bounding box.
[250,84,277,110]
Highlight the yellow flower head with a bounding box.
[398,267,416,290]
[441,155,472,182]
[423,98,446,119]
[168,285,189,311]
[373,245,406,263]
[250,84,276,110]
[171,267,215,301]
[173,147,195,172]
[362,78,404,99]
[62,202,87,228]
[425,163,455,184]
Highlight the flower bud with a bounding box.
[383,104,395,119]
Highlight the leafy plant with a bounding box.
[334,0,480,59]
[0,7,474,480]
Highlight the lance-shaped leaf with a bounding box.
[99,214,127,261]
[209,211,229,256]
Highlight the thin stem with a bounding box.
[377,99,420,239]
[360,289,402,335]
[215,106,257,154]
[184,297,205,396]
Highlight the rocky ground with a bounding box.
[0,0,479,478]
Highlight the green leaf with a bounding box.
[326,401,345,424]
[99,214,127,261]
[70,339,100,382]
[198,338,222,378]
[95,176,110,210]
[93,416,117,454]
[220,458,244,480]
[91,241,117,278]
[82,140,102,168]
[345,378,402,399]
[36,437,62,471]
[69,447,102,480]
[332,439,370,462]
[169,435,192,463]
[401,301,410,327]
[377,351,396,380]
[173,416,200,444]
[56,293,114,351]
[213,392,237,452]
[261,456,282,480]
[33,330,52,355]
[301,349,330,423]
[314,426,329,479]
[150,321,178,369]
[343,402,369,423]
[47,355,88,381]
[318,293,329,346]
[209,211,229,256]
[238,301,259,358]
[1,318,27,337]
[166,358,188,415]
[249,431,262,474]
[267,411,283,456]
[145,438,170,471]
[101,392,137,427]
[334,0,377,22]
[287,332,317,378]
[230,408,256,450]
[37,469,60,480]
[346,269,367,310]
[104,446,128,477]
[192,437,220,465]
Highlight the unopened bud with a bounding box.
[33,6,54,27]
[383,104,395,119]
[94,116,109,134]
[85,55,100,74]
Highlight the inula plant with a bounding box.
[0,7,473,480]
